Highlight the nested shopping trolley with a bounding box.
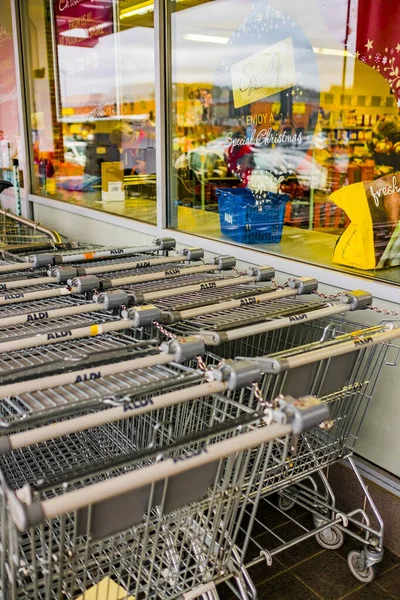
[210,320,400,591]
[0,207,62,252]
[0,237,177,275]
[0,355,328,600]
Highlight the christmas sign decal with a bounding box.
[213,0,320,189]
[231,37,296,108]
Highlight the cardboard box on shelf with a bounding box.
[101,162,125,202]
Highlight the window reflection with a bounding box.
[27,0,157,223]
[0,0,20,185]
[170,0,400,284]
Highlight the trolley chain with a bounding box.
[315,291,346,300]
[369,305,400,316]
[153,321,176,340]
[314,289,400,315]
[271,278,291,290]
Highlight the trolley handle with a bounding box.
[0,336,205,400]
[30,238,177,269]
[0,360,261,455]
[254,323,400,374]
[9,395,329,530]
[198,291,373,346]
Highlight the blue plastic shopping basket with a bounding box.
[216,188,289,244]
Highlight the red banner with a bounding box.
[54,0,114,49]
[355,0,400,106]
[0,5,19,157]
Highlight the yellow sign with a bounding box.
[293,103,306,114]
[231,37,296,109]
[76,577,135,600]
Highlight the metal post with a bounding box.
[155,0,175,231]
[10,0,34,218]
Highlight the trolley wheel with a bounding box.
[315,525,345,550]
[347,550,376,583]
[278,494,295,512]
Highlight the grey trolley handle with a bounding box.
[0,258,236,306]
[9,395,329,530]
[0,303,175,353]
[199,291,373,346]
[116,266,275,308]
[0,359,261,454]
[30,237,177,269]
[254,322,400,374]
[0,247,205,291]
[0,336,205,399]
[0,237,176,274]
[160,274,316,324]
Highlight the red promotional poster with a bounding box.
[0,5,19,161]
[54,0,114,49]
[354,0,400,106]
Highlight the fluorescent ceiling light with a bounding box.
[184,33,229,44]
[313,47,352,57]
[120,0,185,19]
[60,28,89,39]
[120,1,154,18]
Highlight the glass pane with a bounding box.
[0,0,21,187]
[170,0,400,285]
[26,0,157,224]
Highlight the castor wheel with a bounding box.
[315,525,345,549]
[347,550,377,583]
[277,494,295,512]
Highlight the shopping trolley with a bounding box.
[0,246,207,292]
[212,320,400,591]
[0,237,177,274]
[0,336,211,432]
[0,357,328,600]
[0,206,61,251]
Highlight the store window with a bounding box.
[170,0,400,285]
[26,0,157,224]
[0,0,21,186]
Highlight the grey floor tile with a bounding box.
[292,551,363,600]
[216,582,234,600]
[246,559,286,586]
[342,584,394,600]
[256,571,321,600]
[241,503,289,538]
[271,519,326,568]
[375,566,400,599]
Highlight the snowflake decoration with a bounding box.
[375,53,381,63]
[391,48,395,55]
[360,56,367,62]
[382,56,388,65]
[238,18,248,34]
